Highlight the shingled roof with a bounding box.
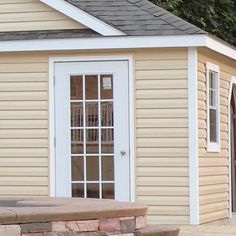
[66,0,206,36]
[0,29,100,41]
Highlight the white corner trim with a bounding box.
[48,55,135,200]
[228,76,236,218]
[206,62,221,153]
[188,47,199,225]
[40,0,125,36]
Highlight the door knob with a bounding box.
[120,150,126,156]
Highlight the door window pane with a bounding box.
[102,156,114,181]
[71,129,83,154]
[101,129,114,154]
[86,156,99,181]
[71,76,83,100]
[87,184,99,198]
[101,102,113,127]
[101,75,113,99]
[85,75,98,100]
[72,184,84,197]
[102,183,114,199]
[86,102,99,127]
[86,129,99,154]
[71,103,83,127]
[71,157,84,181]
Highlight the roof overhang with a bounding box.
[0,34,235,60]
[40,0,125,36]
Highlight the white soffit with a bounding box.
[40,0,125,36]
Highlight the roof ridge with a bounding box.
[127,0,205,34]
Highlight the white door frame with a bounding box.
[228,76,236,218]
[48,55,135,202]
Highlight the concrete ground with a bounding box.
[180,225,236,236]
[179,215,236,236]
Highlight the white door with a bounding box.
[54,60,130,201]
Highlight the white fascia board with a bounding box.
[0,35,206,52]
[40,0,125,36]
[206,36,236,60]
[0,34,235,61]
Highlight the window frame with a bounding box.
[206,62,221,152]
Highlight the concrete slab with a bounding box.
[180,225,236,236]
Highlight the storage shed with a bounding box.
[0,0,236,226]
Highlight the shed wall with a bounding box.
[198,48,236,224]
[0,48,189,225]
[0,53,49,196]
[135,48,190,225]
[0,0,85,32]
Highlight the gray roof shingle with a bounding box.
[66,0,206,36]
[0,29,100,41]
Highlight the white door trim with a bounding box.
[48,55,135,202]
[228,76,236,218]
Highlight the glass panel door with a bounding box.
[70,74,115,199]
[54,61,130,202]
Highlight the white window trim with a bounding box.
[48,55,135,202]
[206,62,221,152]
[40,0,125,36]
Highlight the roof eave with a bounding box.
[0,34,235,60]
[205,35,236,60]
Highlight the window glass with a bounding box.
[207,66,219,148]
[210,109,217,143]
[209,71,217,107]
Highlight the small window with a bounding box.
[206,62,220,152]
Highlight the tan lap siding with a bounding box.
[135,48,189,225]
[0,0,86,32]
[0,53,48,196]
[198,48,236,224]
[0,49,189,222]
